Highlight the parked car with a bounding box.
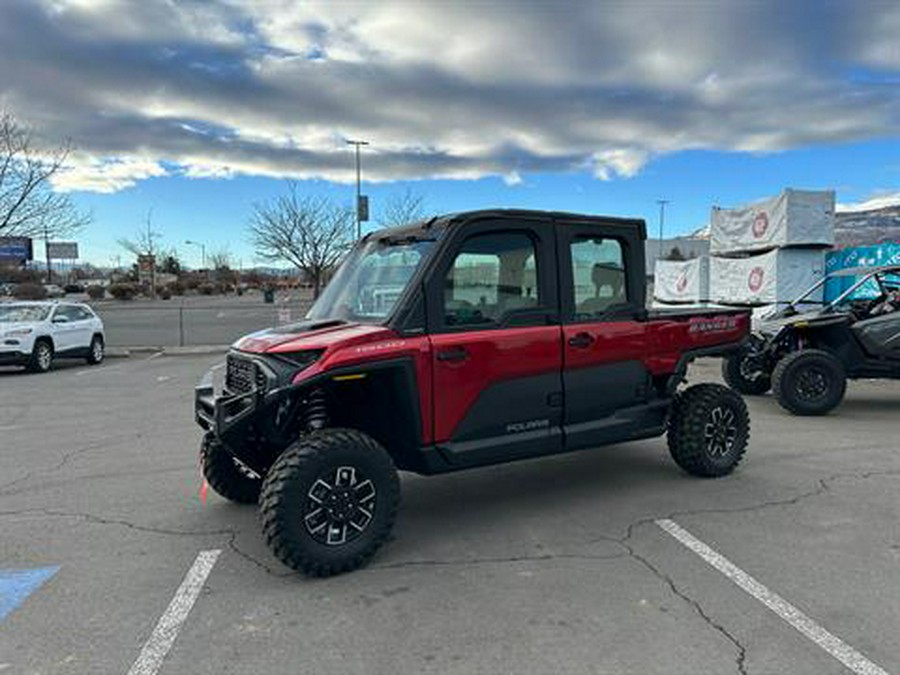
[0,301,105,372]
[43,284,65,298]
[64,282,86,294]
[722,264,900,414]
[196,209,752,576]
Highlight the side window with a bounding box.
[444,231,540,327]
[570,237,628,320]
[54,306,78,322]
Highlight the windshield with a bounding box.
[306,236,438,323]
[0,304,51,322]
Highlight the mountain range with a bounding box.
[834,204,900,246]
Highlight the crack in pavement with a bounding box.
[0,506,235,537]
[369,550,628,571]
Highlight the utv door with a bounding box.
[852,312,900,359]
[427,218,564,468]
[557,221,657,450]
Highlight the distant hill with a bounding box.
[835,204,900,247]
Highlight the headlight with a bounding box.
[4,327,33,337]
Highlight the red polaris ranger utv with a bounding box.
[196,209,752,576]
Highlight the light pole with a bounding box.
[656,199,670,260]
[185,240,206,270]
[346,139,369,239]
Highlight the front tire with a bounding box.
[260,429,400,577]
[772,349,846,416]
[27,339,54,373]
[721,350,771,395]
[201,435,261,504]
[667,383,750,477]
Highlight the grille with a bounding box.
[226,354,258,394]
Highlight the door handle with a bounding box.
[567,332,595,349]
[437,346,470,362]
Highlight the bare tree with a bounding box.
[0,112,90,238]
[248,182,354,297]
[118,210,163,296]
[207,248,232,271]
[377,188,427,229]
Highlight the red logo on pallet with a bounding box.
[752,212,769,238]
[748,267,765,293]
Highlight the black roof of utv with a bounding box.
[366,209,647,242]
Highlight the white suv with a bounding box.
[0,301,105,373]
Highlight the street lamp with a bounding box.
[185,240,206,270]
[656,200,670,260]
[346,139,369,239]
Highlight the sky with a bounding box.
[1,0,898,268]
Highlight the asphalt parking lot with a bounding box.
[1,356,898,675]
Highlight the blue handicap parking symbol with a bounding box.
[0,566,59,621]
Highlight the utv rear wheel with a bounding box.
[27,339,53,373]
[667,383,749,477]
[772,349,846,416]
[722,351,771,395]
[201,435,261,504]
[259,429,400,577]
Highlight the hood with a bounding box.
[233,319,396,354]
[755,308,848,335]
[1,321,40,334]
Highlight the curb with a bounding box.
[106,345,230,359]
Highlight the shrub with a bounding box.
[86,284,105,300]
[198,282,216,295]
[168,281,185,296]
[108,283,138,301]
[13,283,47,300]
[158,287,172,300]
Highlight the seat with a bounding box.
[578,263,625,316]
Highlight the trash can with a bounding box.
[263,288,275,304]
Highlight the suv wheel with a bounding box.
[259,429,400,577]
[772,349,846,416]
[86,335,104,365]
[28,339,54,373]
[667,383,750,477]
[721,350,771,395]
[201,435,262,504]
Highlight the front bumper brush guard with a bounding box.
[195,369,263,437]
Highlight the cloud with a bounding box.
[1,0,898,192]
[837,192,900,213]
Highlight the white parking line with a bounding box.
[125,549,221,675]
[656,519,888,675]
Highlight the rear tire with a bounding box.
[772,349,846,416]
[260,428,400,577]
[721,351,771,395]
[201,435,261,504]
[667,383,750,477]
[86,335,104,365]
[27,339,54,373]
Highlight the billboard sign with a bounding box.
[0,237,33,264]
[47,241,79,259]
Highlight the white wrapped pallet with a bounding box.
[653,257,710,303]
[709,248,826,305]
[710,189,835,255]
